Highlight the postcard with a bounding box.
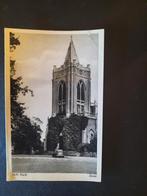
[5,28,104,182]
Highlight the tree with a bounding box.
[46,114,64,151]
[62,114,88,151]
[10,32,42,154]
[10,32,33,130]
[12,116,43,154]
[46,114,88,151]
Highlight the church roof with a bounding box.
[64,36,79,66]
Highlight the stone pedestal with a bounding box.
[56,149,64,157]
[52,132,64,158]
[52,149,64,158]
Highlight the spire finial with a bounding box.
[70,35,73,41]
[64,35,79,65]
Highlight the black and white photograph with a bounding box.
[5,28,104,182]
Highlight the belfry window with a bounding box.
[81,83,85,101]
[77,83,80,100]
[77,80,85,114]
[58,81,66,114]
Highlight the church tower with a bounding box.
[44,36,97,151]
[52,36,92,117]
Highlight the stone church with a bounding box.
[45,36,97,151]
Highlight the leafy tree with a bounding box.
[46,115,64,151]
[10,32,33,130]
[46,114,88,151]
[10,32,42,154]
[62,114,88,151]
[12,116,42,154]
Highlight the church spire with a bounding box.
[64,36,79,66]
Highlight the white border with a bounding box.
[5,28,104,182]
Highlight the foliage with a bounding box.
[10,32,20,51]
[12,116,42,154]
[89,133,97,152]
[10,32,42,154]
[46,114,88,151]
[62,114,88,151]
[79,133,97,154]
[46,115,64,151]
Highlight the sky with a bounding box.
[11,31,99,139]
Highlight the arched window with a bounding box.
[77,80,85,114]
[63,82,66,100]
[77,80,85,101]
[88,129,95,144]
[59,84,62,101]
[58,81,66,114]
[81,82,85,101]
[77,83,80,100]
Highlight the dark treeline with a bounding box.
[10,33,43,154]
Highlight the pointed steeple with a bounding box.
[64,36,79,66]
